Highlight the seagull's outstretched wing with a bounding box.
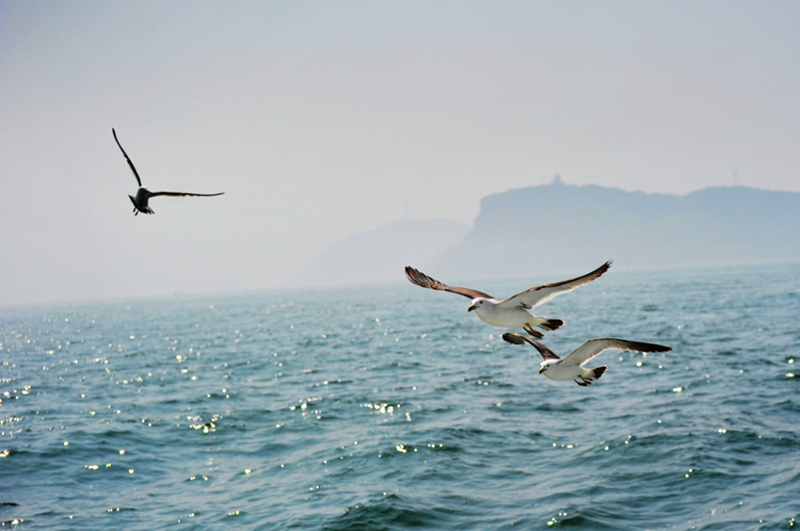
[112,128,142,187]
[501,332,561,361]
[405,266,493,300]
[149,191,225,198]
[499,261,612,310]
[560,338,672,367]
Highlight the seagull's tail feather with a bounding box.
[540,318,563,331]
[524,317,564,337]
[129,195,154,215]
[576,366,607,386]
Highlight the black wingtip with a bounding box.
[502,332,527,345]
[405,266,433,287]
[634,341,673,353]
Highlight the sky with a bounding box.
[2,1,799,306]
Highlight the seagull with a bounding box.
[405,261,611,338]
[112,128,224,215]
[502,332,672,386]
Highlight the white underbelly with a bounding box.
[543,366,581,381]
[474,307,531,328]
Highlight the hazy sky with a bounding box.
[2,1,799,306]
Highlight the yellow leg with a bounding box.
[523,323,543,339]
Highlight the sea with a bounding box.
[1,262,798,530]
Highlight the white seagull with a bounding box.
[502,332,672,386]
[405,261,611,338]
[113,128,224,215]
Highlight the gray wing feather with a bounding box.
[498,261,612,310]
[150,191,225,197]
[561,338,672,367]
[112,128,143,187]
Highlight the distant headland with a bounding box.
[299,181,800,286]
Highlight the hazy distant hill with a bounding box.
[299,182,800,287]
[433,180,800,279]
[298,219,469,286]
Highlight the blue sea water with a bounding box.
[1,263,799,530]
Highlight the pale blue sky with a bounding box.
[2,1,799,305]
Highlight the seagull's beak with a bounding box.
[467,304,476,312]
[539,367,546,374]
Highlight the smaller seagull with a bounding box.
[113,128,224,215]
[405,261,611,338]
[502,332,672,386]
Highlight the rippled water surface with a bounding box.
[1,263,799,530]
